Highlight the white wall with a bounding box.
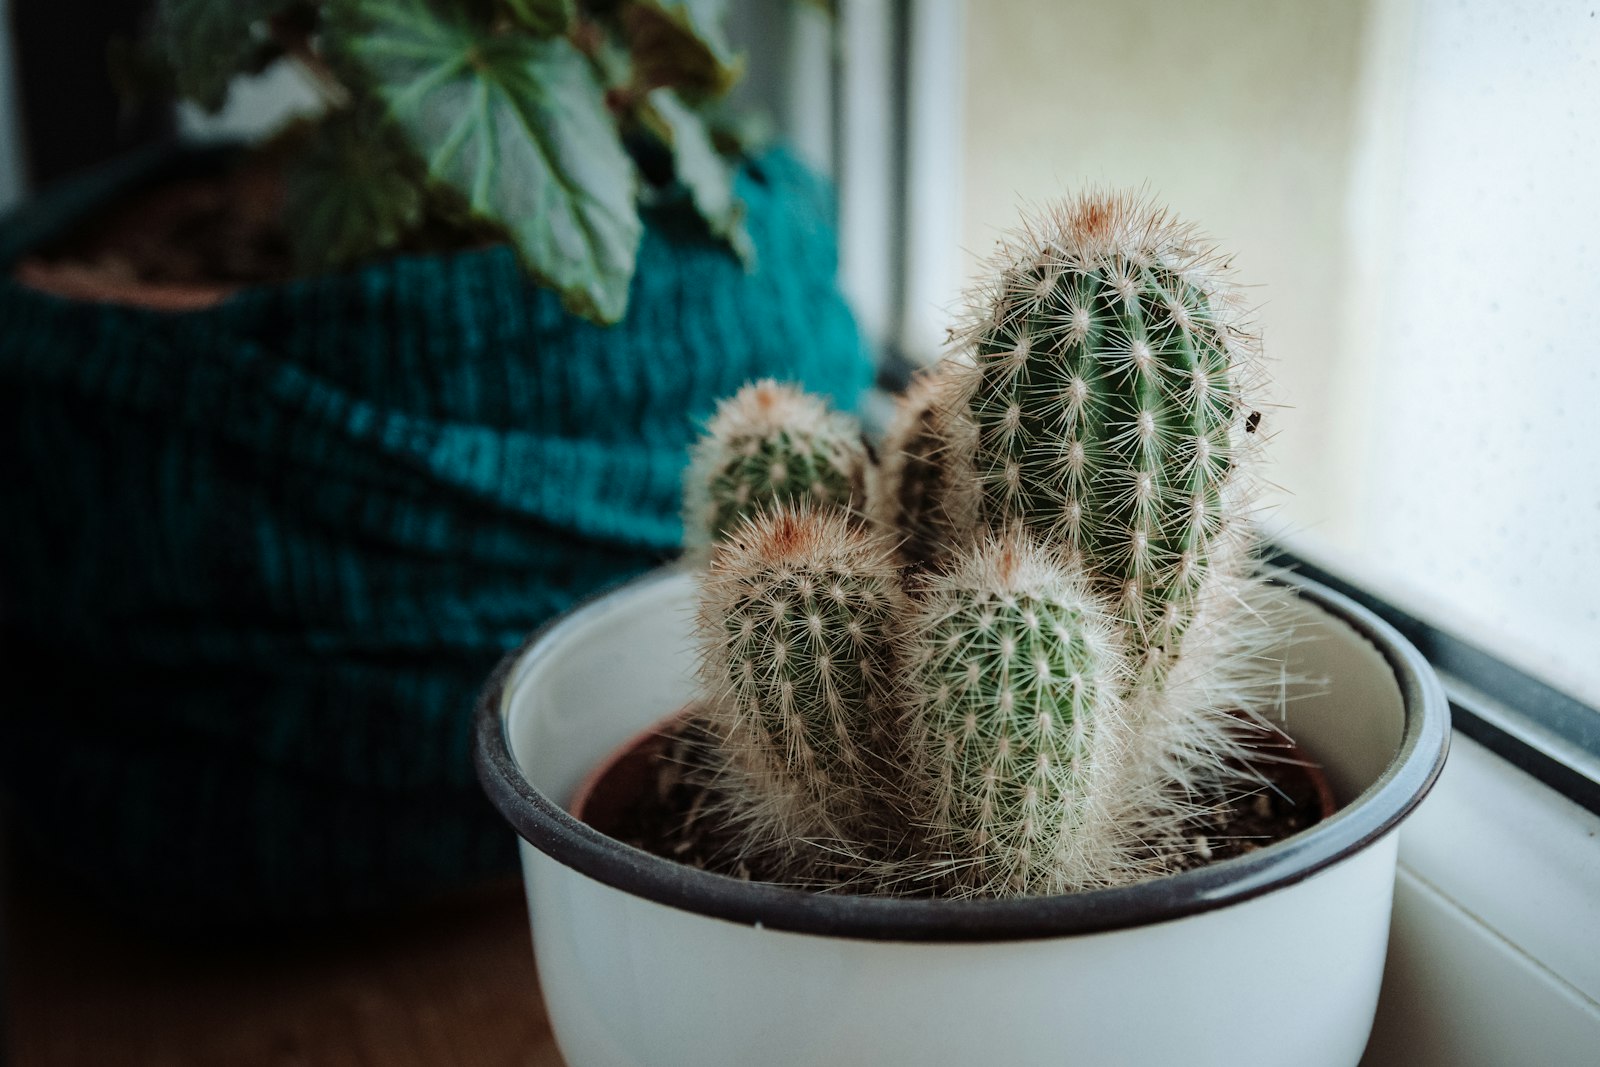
[1318,0,1600,706]
[958,0,1600,706]
[960,0,1371,540]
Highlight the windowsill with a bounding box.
[4,727,1594,1066]
[0,866,566,1065]
[1281,529,1600,1063]
[1362,733,1600,1066]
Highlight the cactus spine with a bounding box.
[686,380,868,548]
[952,192,1262,666]
[696,504,909,874]
[906,533,1143,896]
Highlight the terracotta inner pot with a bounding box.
[11,161,288,310]
[12,258,237,310]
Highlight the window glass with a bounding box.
[955,0,1600,706]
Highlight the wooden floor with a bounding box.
[2,867,567,1066]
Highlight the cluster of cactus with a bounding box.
[685,192,1287,897]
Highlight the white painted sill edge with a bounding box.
[1361,733,1600,1067]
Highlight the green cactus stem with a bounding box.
[685,380,868,548]
[695,503,910,874]
[953,192,1264,667]
[905,532,1150,897]
[875,362,979,570]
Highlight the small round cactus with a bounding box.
[950,192,1264,666]
[904,532,1149,896]
[685,380,868,548]
[695,503,910,877]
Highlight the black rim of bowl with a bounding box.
[473,567,1451,944]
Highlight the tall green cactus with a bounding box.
[906,533,1145,896]
[685,380,868,548]
[953,192,1261,666]
[696,504,909,873]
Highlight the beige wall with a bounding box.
[961,0,1373,532]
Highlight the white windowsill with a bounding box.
[1361,733,1600,1066]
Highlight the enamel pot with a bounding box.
[474,567,1449,1067]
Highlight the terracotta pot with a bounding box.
[12,257,235,310]
[567,717,678,830]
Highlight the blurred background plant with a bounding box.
[0,0,879,928]
[110,0,756,323]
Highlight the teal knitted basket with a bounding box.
[0,144,872,927]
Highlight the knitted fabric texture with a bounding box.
[0,146,872,927]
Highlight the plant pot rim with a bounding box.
[473,566,1450,943]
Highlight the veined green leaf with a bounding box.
[331,0,642,323]
[501,0,575,36]
[284,108,429,271]
[152,0,289,111]
[623,0,743,98]
[643,89,753,265]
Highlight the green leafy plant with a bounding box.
[688,192,1291,898]
[138,0,754,323]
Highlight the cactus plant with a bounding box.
[905,532,1148,897]
[685,380,870,549]
[873,362,978,569]
[695,503,909,876]
[948,191,1264,670]
[680,192,1289,897]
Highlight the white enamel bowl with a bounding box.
[475,568,1449,1067]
